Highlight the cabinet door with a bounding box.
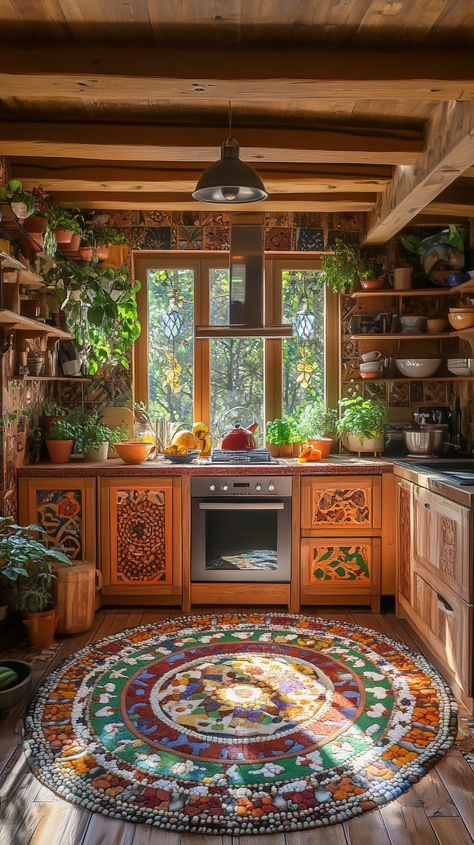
[301,476,380,533]
[301,536,380,604]
[396,479,412,606]
[99,477,181,599]
[413,485,472,601]
[18,476,96,562]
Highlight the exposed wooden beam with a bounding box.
[428,185,474,217]
[364,101,474,244]
[54,192,375,211]
[14,160,391,194]
[0,48,473,101]
[0,122,422,166]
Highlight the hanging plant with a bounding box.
[320,238,362,294]
[0,179,36,220]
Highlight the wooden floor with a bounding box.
[1,607,473,845]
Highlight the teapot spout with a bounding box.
[248,421,258,433]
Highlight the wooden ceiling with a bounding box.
[1,0,474,242]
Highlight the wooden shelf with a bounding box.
[0,250,44,289]
[0,310,72,340]
[350,332,454,341]
[351,280,474,299]
[13,375,91,382]
[343,376,474,383]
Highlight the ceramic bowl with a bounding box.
[426,319,447,333]
[360,278,385,291]
[448,312,474,330]
[399,315,426,333]
[115,442,153,464]
[447,358,474,376]
[163,450,200,464]
[395,358,442,378]
[360,351,383,363]
[360,371,379,380]
[359,361,382,373]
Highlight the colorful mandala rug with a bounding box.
[24,613,457,835]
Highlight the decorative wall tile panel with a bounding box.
[144,226,172,249]
[36,488,83,559]
[265,227,292,251]
[203,226,230,250]
[296,227,324,251]
[176,226,203,250]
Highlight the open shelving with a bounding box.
[0,309,72,340]
[351,279,474,299]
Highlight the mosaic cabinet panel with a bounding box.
[312,487,370,526]
[113,488,169,583]
[439,516,457,581]
[35,488,83,559]
[398,484,411,603]
[309,543,371,582]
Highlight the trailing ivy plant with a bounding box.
[43,207,82,257]
[320,238,362,294]
[43,259,141,375]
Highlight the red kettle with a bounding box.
[221,422,258,451]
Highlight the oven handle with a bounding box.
[199,502,285,510]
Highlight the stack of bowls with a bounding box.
[448,306,474,330]
[447,358,474,376]
[359,350,383,380]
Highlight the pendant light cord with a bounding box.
[228,100,233,140]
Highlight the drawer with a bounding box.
[412,566,472,694]
[301,536,381,600]
[413,485,472,601]
[301,476,381,532]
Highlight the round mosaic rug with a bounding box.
[24,613,457,835]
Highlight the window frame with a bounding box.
[133,252,340,425]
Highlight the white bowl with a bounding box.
[447,358,474,376]
[395,358,442,378]
[360,361,383,373]
[360,351,382,363]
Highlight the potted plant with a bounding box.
[298,400,337,457]
[401,225,464,285]
[0,178,35,220]
[0,515,72,649]
[42,398,67,432]
[44,206,82,256]
[337,396,386,454]
[266,418,293,457]
[320,238,362,294]
[92,224,127,261]
[45,417,78,463]
[81,411,124,461]
[359,258,385,291]
[22,186,52,252]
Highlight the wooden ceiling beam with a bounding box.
[427,185,474,217]
[0,122,422,165]
[14,160,391,194]
[53,192,376,212]
[364,100,474,244]
[0,48,473,101]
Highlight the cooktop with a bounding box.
[209,448,278,465]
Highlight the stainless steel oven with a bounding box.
[191,476,292,582]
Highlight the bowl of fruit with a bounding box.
[164,423,212,463]
[0,660,32,712]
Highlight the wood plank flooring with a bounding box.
[1,608,473,845]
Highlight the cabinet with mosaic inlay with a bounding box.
[300,536,381,612]
[18,476,96,562]
[301,476,381,535]
[99,476,182,604]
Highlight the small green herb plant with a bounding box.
[266,418,293,446]
[0,516,71,612]
[42,399,67,417]
[0,179,36,217]
[81,411,124,451]
[337,396,386,439]
[46,418,79,441]
[298,401,338,440]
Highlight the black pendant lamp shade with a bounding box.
[192,138,268,203]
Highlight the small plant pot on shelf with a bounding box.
[45,439,74,463]
[0,660,32,712]
[278,443,293,458]
[342,433,384,455]
[266,443,281,457]
[292,441,302,456]
[360,278,385,291]
[11,201,32,221]
[55,227,73,245]
[79,245,93,262]
[23,215,46,252]
[95,244,110,261]
[307,436,333,458]
[84,442,109,462]
[22,607,58,650]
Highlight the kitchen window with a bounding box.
[134,254,339,433]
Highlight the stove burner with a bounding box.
[210,448,278,465]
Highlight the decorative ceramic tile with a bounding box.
[203,226,230,251]
[200,211,230,227]
[264,212,293,228]
[108,211,136,227]
[296,227,324,251]
[363,382,388,403]
[172,211,201,226]
[423,382,447,404]
[341,382,363,400]
[327,229,359,247]
[143,211,172,226]
[408,381,424,404]
[265,227,292,251]
[388,382,410,407]
[176,226,203,250]
[130,227,147,249]
[294,212,323,227]
[334,213,362,231]
[144,226,172,250]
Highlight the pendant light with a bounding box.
[192,103,268,204]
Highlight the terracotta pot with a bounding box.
[360,277,385,291]
[79,245,93,261]
[45,439,74,463]
[308,436,333,458]
[279,443,293,457]
[55,227,73,244]
[24,215,46,235]
[266,443,280,457]
[23,608,58,649]
[95,244,110,261]
[0,660,32,712]
[61,233,81,253]
[292,442,302,456]
[43,414,64,432]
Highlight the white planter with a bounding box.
[11,201,32,220]
[84,442,109,462]
[343,433,384,454]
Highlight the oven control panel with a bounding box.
[191,476,292,497]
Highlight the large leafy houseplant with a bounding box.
[298,401,337,440]
[44,259,141,374]
[320,238,362,294]
[337,396,386,453]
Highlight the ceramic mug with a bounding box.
[360,350,383,363]
[389,267,413,290]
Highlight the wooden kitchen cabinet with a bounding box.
[300,536,381,611]
[99,476,182,604]
[396,478,413,608]
[413,484,472,602]
[301,475,381,533]
[18,476,96,562]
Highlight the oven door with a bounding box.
[191,498,291,582]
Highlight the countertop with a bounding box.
[393,459,474,507]
[17,455,394,477]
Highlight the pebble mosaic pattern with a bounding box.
[24,613,457,835]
